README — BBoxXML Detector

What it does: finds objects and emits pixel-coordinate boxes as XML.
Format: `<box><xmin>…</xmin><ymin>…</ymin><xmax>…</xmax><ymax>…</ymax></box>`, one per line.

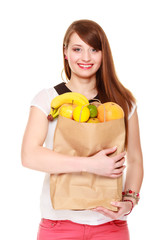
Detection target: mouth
<box><xmin>78</xmin><ymin>63</ymin><xmax>93</xmax><ymax>70</ymax></box>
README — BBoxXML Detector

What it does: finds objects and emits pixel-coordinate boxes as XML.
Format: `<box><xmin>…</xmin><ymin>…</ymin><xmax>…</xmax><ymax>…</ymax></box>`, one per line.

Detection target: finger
<box><xmin>112</xmin><ymin>151</ymin><xmax>126</xmax><ymax>162</ymax></box>
<box><xmin>94</xmin><ymin>210</ymin><xmax>113</xmax><ymax>217</ymax></box>
<box><xmin>110</xmin><ymin>172</ymin><xmax>123</xmax><ymax>178</ymax></box>
<box><xmin>102</xmin><ymin>146</ymin><xmax>117</xmax><ymax>155</ymax></box>
<box><xmin>113</xmin><ymin>165</ymin><xmax>126</xmax><ymax>174</ymax></box>
<box><xmin>111</xmin><ymin>165</ymin><xmax>126</xmax><ymax>176</ymax></box>
<box><xmin>93</xmin><ymin>206</ymin><xmax>115</xmax><ymax>213</ymax></box>
<box><xmin>115</xmin><ymin>157</ymin><xmax>125</xmax><ymax>169</ymax></box>
<box><xmin>111</xmin><ymin>201</ymin><xmax>130</xmax><ymax>217</ymax></box>
<box><xmin>111</xmin><ymin>201</ymin><xmax>124</xmax><ymax>208</ymax></box>
<box><xmin>110</xmin><ymin>203</ymin><xmax>128</xmax><ymax>219</ymax></box>
<box><xmin>93</xmin><ymin>208</ymin><xmax>118</xmax><ymax>219</ymax></box>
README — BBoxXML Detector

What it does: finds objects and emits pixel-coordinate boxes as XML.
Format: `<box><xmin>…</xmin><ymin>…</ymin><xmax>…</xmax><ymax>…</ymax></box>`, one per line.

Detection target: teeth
<box><xmin>79</xmin><ymin>64</ymin><xmax>92</xmax><ymax>68</ymax></box>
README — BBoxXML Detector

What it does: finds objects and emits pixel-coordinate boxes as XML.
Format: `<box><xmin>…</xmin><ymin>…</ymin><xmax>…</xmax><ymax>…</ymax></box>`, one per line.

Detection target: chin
<box><xmin>73</xmin><ymin>70</ymin><xmax>96</xmax><ymax>79</ymax></box>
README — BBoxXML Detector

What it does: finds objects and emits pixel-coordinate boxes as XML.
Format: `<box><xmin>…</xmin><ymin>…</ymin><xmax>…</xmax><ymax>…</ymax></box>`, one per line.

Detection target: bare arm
<box><xmin>92</xmin><ymin>108</ymin><xmax>144</xmax><ymax>218</ymax></box>
<box><xmin>21</xmin><ymin>106</ymin><xmax>89</xmax><ymax>174</ymax></box>
<box><xmin>124</xmin><ymin>108</ymin><xmax>144</xmax><ymax>203</ymax></box>
<box><xmin>21</xmin><ymin>106</ymin><xmax>125</xmax><ymax>176</ymax></box>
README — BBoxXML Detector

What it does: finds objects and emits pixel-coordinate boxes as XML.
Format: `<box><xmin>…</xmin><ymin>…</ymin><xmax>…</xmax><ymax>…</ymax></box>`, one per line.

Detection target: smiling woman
<box><xmin>64</xmin><ymin>32</ymin><xmax>102</xmax><ymax>81</ymax></box>
<box><xmin>21</xmin><ymin>19</ymin><xmax>143</xmax><ymax>240</ymax></box>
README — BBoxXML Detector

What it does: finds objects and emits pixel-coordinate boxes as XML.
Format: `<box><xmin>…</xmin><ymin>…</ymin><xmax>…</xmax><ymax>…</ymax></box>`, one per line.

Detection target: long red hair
<box><xmin>63</xmin><ymin>19</ymin><xmax>136</xmax><ymax>147</ymax></box>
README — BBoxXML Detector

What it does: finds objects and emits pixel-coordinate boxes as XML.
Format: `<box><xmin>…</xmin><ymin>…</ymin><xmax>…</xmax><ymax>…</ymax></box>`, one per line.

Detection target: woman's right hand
<box><xmin>88</xmin><ymin>146</ymin><xmax>126</xmax><ymax>178</ymax></box>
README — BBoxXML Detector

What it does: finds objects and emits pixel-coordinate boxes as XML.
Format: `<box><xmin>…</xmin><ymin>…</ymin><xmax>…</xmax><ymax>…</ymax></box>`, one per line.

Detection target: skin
<box><xmin>92</xmin><ymin>109</ymin><xmax>144</xmax><ymax>218</ymax></box>
<box><xmin>64</xmin><ymin>32</ymin><xmax>101</xmax><ymax>99</ymax></box>
<box><xmin>21</xmin><ymin>33</ymin><xmax>143</xmax><ymax>219</ymax></box>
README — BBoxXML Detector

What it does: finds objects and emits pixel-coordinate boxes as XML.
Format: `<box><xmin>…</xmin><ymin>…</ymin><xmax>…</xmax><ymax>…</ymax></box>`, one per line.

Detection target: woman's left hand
<box><xmin>92</xmin><ymin>201</ymin><xmax>133</xmax><ymax>220</ymax></box>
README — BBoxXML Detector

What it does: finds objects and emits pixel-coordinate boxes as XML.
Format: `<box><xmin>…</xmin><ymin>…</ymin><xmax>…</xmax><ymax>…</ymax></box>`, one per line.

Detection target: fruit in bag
<box><xmin>59</xmin><ymin>103</ymin><xmax>77</xmax><ymax>119</ymax></box>
<box><xmin>97</xmin><ymin>102</ymin><xmax>124</xmax><ymax>122</ymax></box>
<box><xmin>87</xmin><ymin>118</ymin><xmax>100</xmax><ymax>123</ymax></box>
<box><xmin>87</xmin><ymin>104</ymin><xmax>98</xmax><ymax>118</ymax></box>
<box><xmin>73</xmin><ymin>106</ymin><xmax>90</xmax><ymax>122</ymax></box>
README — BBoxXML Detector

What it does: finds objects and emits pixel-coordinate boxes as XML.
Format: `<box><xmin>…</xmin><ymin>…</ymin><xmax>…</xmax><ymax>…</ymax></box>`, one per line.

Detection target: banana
<box><xmin>50</xmin><ymin>108</ymin><xmax>57</xmax><ymax>115</ymax></box>
<box><xmin>71</xmin><ymin>92</ymin><xmax>89</xmax><ymax>103</ymax></box>
<box><xmin>51</xmin><ymin>92</ymin><xmax>89</xmax><ymax>109</ymax></box>
<box><xmin>47</xmin><ymin>92</ymin><xmax>89</xmax><ymax>121</ymax></box>
<box><xmin>47</xmin><ymin>108</ymin><xmax>59</xmax><ymax>121</ymax></box>
<box><xmin>53</xmin><ymin>108</ymin><xmax>60</xmax><ymax>118</ymax></box>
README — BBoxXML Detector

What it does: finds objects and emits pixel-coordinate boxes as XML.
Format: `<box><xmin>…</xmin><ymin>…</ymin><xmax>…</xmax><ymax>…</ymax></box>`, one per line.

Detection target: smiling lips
<box><xmin>78</xmin><ymin>63</ymin><xmax>93</xmax><ymax>70</ymax></box>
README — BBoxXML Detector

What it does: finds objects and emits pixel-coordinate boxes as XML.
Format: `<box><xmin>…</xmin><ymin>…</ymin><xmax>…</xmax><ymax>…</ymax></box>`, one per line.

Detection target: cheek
<box><xmin>98</xmin><ymin>58</ymin><xmax>102</xmax><ymax>66</ymax></box>
<box><xmin>98</xmin><ymin>53</ymin><xmax>102</xmax><ymax>65</ymax></box>
<box><xmin>95</xmin><ymin>56</ymin><xmax>102</xmax><ymax>68</ymax></box>
<box><xmin>93</xmin><ymin>52</ymin><xmax>102</xmax><ymax>66</ymax></box>
<box><xmin>68</xmin><ymin>53</ymin><xmax>79</xmax><ymax>66</ymax></box>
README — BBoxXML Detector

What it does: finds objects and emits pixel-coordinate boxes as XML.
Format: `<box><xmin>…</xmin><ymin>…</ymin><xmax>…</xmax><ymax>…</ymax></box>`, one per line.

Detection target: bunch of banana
<box><xmin>47</xmin><ymin>92</ymin><xmax>89</xmax><ymax>121</ymax></box>
<box><xmin>47</xmin><ymin>107</ymin><xmax>60</xmax><ymax>121</ymax></box>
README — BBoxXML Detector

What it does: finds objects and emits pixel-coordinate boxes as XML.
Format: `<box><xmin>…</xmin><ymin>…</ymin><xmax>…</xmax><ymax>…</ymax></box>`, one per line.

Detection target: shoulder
<box><xmin>30</xmin><ymin>87</ymin><xmax>58</xmax><ymax>116</ymax></box>
<box><xmin>128</xmin><ymin>101</ymin><xmax>137</xmax><ymax>120</ymax></box>
<box><xmin>32</xmin><ymin>87</ymin><xmax>58</xmax><ymax>101</ymax></box>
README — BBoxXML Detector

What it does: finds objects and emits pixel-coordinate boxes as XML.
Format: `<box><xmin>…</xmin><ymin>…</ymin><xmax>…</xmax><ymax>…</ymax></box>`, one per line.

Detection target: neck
<box><xmin>66</xmin><ymin>74</ymin><xmax>98</xmax><ymax>98</ymax></box>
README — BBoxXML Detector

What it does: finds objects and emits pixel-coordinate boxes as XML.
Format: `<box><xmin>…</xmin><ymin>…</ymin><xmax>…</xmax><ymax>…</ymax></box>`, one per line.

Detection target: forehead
<box><xmin>68</xmin><ymin>32</ymin><xmax>90</xmax><ymax>47</ymax></box>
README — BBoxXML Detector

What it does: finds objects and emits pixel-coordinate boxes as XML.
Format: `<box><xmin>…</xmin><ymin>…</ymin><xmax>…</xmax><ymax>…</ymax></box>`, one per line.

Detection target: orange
<box><xmin>97</xmin><ymin>102</ymin><xmax>124</xmax><ymax>122</ymax></box>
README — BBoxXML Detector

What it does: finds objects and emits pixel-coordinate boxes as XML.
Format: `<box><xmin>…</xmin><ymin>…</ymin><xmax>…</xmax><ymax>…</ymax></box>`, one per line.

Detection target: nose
<box><xmin>81</xmin><ymin>50</ymin><xmax>91</xmax><ymax>62</ymax></box>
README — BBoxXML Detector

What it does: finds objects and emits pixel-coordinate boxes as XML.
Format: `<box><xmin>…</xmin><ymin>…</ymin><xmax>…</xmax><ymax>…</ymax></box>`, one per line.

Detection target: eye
<box><xmin>91</xmin><ymin>48</ymin><xmax>97</xmax><ymax>52</ymax></box>
<box><xmin>73</xmin><ymin>48</ymin><xmax>81</xmax><ymax>52</ymax></box>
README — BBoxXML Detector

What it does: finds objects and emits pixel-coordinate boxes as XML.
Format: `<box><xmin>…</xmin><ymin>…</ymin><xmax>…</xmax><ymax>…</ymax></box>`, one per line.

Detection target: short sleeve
<box><xmin>30</xmin><ymin>89</ymin><xmax>51</xmax><ymax>116</ymax></box>
<box><xmin>128</xmin><ymin>102</ymin><xmax>137</xmax><ymax>120</ymax></box>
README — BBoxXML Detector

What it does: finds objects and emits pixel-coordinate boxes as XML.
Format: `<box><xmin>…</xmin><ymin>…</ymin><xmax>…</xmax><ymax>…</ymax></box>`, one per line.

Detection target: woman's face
<box><xmin>65</xmin><ymin>32</ymin><xmax>102</xmax><ymax>80</ymax></box>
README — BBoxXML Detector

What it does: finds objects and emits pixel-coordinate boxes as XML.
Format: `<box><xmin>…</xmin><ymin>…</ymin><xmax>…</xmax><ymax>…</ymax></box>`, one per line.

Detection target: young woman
<box><xmin>21</xmin><ymin>19</ymin><xmax>143</xmax><ymax>240</ymax></box>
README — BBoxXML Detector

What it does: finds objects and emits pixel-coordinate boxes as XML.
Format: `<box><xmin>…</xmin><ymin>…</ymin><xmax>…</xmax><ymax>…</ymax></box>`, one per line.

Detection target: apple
<box><xmin>87</xmin><ymin>118</ymin><xmax>100</xmax><ymax>123</ymax></box>
<box><xmin>59</xmin><ymin>103</ymin><xmax>77</xmax><ymax>119</ymax></box>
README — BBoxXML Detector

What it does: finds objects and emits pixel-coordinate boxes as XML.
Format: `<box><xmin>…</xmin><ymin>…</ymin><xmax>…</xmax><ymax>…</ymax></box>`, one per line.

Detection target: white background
<box><xmin>0</xmin><ymin>0</ymin><xmax>160</xmax><ymax>239</ymax></box>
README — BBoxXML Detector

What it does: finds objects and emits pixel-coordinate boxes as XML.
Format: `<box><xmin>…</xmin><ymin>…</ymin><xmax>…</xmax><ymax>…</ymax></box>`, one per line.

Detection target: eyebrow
<box><xmin>71</xmin><ymin>44</ymin><xmax>82</xmax><ymax>47</ymax></box>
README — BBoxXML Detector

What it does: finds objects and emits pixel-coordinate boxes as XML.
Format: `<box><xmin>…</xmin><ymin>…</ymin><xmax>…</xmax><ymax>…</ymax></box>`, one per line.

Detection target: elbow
<box><xmin>127</xmin><ymin>151</ymin><xmax>143</xmax><ymax>165</ymax></box>
<box><xmin>127</xmin><ymin>155</ymin><xmax>144</xmax><ymax>175</ymax></box>
<box><xmin>21</xmin><ymin>147</ymin><xmax>32</xmax><ymax>169</ymax></box>
<box><xmin>21</xmin><ymin>150</ymin><xmax>28</xmax><ymax>168</ymax></box>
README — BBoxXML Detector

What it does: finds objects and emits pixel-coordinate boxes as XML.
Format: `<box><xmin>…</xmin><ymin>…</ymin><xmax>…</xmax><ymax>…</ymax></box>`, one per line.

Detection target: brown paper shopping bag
<box><xmin>50</xmin><ymin>104</ymin><xmax>126</xmax><ymax>211</ymax></box>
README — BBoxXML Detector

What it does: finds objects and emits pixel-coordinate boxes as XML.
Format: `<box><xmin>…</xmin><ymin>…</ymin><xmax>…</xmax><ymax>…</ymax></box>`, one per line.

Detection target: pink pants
<box><xmin>37</xmin><ymin>218</ymin><xmax>130</xmax><ymax>240</ymax></box>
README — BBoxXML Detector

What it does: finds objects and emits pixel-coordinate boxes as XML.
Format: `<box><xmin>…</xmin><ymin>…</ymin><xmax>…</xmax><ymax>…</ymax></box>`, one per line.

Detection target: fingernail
<box><xmin>95</xmin><ymin>207</ymin><xmax>101</xmax><ymax>210</ymax></box>
<box><xmin>111</xmin><ymin>201</ymin><xmax>117</xmax><ymax>205</ymax></box>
